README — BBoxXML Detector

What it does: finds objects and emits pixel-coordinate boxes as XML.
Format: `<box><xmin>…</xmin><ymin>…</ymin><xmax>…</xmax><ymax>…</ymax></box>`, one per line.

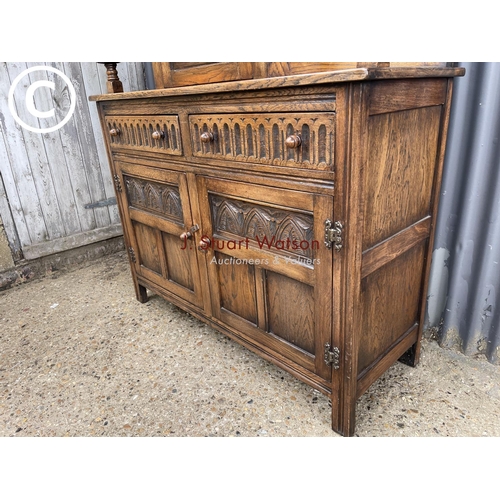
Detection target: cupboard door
<box><xmin>115</xmin><ymin>161</ymin><xmax>204</xmax><ymax>309</ymax></box>
<box><xmin>197</xmin><ymin>177</ymin><xmax>334</xmax><ymax>381</ymax></box>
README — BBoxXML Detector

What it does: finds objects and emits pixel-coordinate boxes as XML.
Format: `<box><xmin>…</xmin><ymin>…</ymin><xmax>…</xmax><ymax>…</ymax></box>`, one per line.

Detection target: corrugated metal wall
<box><xmin>0</xmin><ymin>62</ymin><xmax>146</xmax><ymax>263</ymax></box>
<box><xmin>426</xmin><ymin>62</ymin><xmax>500</xmax><ymax>364</ymax></box>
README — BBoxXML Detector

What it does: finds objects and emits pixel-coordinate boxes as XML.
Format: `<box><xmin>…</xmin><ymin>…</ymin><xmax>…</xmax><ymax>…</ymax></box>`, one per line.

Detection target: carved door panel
<box><xmin>197</xmin><ymin>177</ymin><xmax>334</xmax><ymax>381</ymax></box>
<box><xmin>115</xmin><ymin>161</ymin><xmax>204</xmax><ymax>309</ymax></box>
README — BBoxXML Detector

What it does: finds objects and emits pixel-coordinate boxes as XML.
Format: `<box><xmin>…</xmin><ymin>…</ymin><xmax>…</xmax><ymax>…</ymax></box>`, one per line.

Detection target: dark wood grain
<box><xmin>124</xmin><ymin>175</ymin><xmax>184</xmax><ymax>223</ymax></box>
<box><xmin>152</xmin><ymin>62</ymin><xmax>254</xmax><ymax>88</ymax></box>
<box><xmin>336</xmin><ymin>82</ymin><xmax>369</xmax><ymax>437</ymax></box>
<box><xmin>412</xmin><ymin>78</ymin><xmax>456</xmax><ymax>366</ymax></box>
<box><xmin>105</xmin><ymin>114</ymin><xmax>183</xmax><ymax>154</ymax></box>
<box><xmin>90</xmin><ymin>69</ymin><xmax>370</xmax><ymax>101</ymax></box>
<box><xmin>92</xmin><ymin>64</ymin><xmax>464</xmax><ymax>436</ymax></box>
<box><xmin>114</xmin><ymin>161</ymin><xmax>205</xmax><ymax>309</ymax></box>
<box><xmin>185</xmin><ymin>172</ymin><xmax>213</xmax><ymax>316</ymax></box>
<box><xmin>163</xmin><ymin>232</ymin><xmax>194</xmax><ymax>291</ymax></box>
<box><xmin>361</xmin><ymin>216</ymin><xmax>431</xmax><ymax>279</ymax></box>
<box><xmin>189</xmin><ymin>111</ymin><xmax>336</xmax><ymax>170</ymax></box>
<box><xmin>358</xmin><ymin>243</ymin><xmax>426</xmax><ymax>375</ymax></box>
<box><xmin>132</xmin><ymin>221</ymin><xmax>162</xmax><ymax>274</ymax></box>
<box><xmin>216</xmin><ymin>251</ymin><xmax>258</xmax><ymax>325</ymax></box>
<box><xmin>267</xmin><ymin>62</ymin><xmax>359</xmax><ymax>77</ymax></box>
<box><xmin>90</xmin><ymin>67</ymin><xmax>464</xmax><ymax>102</ymax></box>
<box><xmin>369</xmin><ymin>78</ymin><xmax>447</xmax><ymax>115</ymax></box>
<box><xmin>363</xmin><ymin>105</ymin><xmax>441</xmax><ymax>250</ymax></box>
<box><xmin>356</xmin><ymin>323</ymin><xmax>419</xmax><ymax>397</ymax></box>
<box><xmin>100</xmin><ymin>62</ymin><xmax>123</xmax><ymax>93</ymax></box>
<box><xmin>195</xmin><ymin>174</ymin><xmax>331</xmax><ymax>377</ymax></box>
<box><xmin>150</xmin><ymin>62</ymin><xmax>461</xmax><ymax>90</ymax></box>
<box><xmin>266</xmin><ymin>271</ymin><xmax>315</xmax><ymax>354</ymax></box>
<box><xmin>366</xmin><ymin>66</ymin><xmax>465</xmax><ymax>80</ymax></box>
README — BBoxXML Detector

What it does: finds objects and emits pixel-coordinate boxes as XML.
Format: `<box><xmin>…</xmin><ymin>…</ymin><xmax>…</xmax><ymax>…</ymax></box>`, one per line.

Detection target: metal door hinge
<box><xmin>113</xmin><ymin>174</ymin><xmax>122</xmax><ymax>192</ymax></box>
<box><xmin>324</xmin><ymin>220</ymin><xmax>343</xmax><ymax>251</ymax></box>
<box><xmin>84</xmin><ymin>197</ymin><xmax>117</xmax><ymax>209</ymax></box>
<box><xmin>324</xmin><ymin>343</ymin><xmax>340</xmax><ymax>369</ymax></box>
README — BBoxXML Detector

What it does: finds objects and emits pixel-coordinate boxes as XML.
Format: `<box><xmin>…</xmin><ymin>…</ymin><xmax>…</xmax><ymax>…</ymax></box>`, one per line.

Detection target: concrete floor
<box><xmin>1</xmin><ymin>250</ymin><xmax>499</xmax><ymax>437</ymax></box>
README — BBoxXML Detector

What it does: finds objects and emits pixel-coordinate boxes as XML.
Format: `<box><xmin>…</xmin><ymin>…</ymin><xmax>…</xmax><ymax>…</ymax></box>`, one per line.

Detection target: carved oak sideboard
<box><xmin>90</xmin><ymin>63</ymin><xmax>464</xmax><ymax>436</ymax></box>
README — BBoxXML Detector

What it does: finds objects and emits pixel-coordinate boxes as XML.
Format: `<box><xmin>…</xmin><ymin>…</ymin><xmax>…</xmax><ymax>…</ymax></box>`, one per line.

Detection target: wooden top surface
<box><xmin>89</xmin><ymin>66</ymin><xmax>465</xmax><ymax>102</ymax></box>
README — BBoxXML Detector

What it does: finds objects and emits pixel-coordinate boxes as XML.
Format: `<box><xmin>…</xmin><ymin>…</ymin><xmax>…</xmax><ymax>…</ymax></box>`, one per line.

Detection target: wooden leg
<box><xmin>135</xmin><ymin>283</ymin><xmax>148</xmax><ymax>303</ymax></box>
<box><xmin>333</xmin><ymin>388</ymin><xmax>357</xmax><ymax>437</ymax></box>
<box><xmin>335</xmin><ymin>396</ymin><xmax>356</xmax><ymax>437</ymax></box>
<box><xmin>398</xmin><ymin>342</ymin><xmax>419</xmax><ymax>367</ymax></box>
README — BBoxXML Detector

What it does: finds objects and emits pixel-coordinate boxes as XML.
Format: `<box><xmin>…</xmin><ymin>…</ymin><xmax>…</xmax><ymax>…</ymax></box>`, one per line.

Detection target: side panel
<box><xmin>356</xmin><ymin>78</ymin><xmax>451</xmax><ymax>395</ymax></box>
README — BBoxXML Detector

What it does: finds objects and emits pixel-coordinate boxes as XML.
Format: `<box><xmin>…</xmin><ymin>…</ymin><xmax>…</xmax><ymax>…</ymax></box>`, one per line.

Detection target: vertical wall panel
<box><xmin>426</xmin><ymin>62</ymin><xmax>500</xmax><ymax>364</ymax></box>
<box><xmin>0</xmin><ymin>62</ymin><xmax>146</xmax><ymax>261</ymax></box>
<box><xmin>0</xmin><ymin>62</ymin><xmax>46</xmax><ymax>249</ymax></box>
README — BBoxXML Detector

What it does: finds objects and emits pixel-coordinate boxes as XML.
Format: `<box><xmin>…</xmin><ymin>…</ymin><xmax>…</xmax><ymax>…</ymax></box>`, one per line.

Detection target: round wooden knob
<box><xmin>152</xmin><ymin>130</ymin><xmax>165</xmax><ymax>140</ymax></box>
<box><xmin>285</xmin><ymin>134</ymin><xmax>302</xmax><ymax>149</ymax></box>
<box><xmin>197</xmin><ymin>236</ymin><xmax>211</xmax><ymax>251</ymax></box>
<box><xmin>200</xmin><ymin>131</ymin><xmax>214</xmax><ymax>143</ymax></box>
<box><xmin>109</xmin><ymin>128</ymin><xmax>120</xmax><ymax>137</ymax></box>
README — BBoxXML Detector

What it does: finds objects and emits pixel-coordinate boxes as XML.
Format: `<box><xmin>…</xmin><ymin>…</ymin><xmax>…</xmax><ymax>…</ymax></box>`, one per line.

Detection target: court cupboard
<box><xmin>90</xmin><ymin>62</ymin><xmax>465</xmax><ymax>435</ymax></box>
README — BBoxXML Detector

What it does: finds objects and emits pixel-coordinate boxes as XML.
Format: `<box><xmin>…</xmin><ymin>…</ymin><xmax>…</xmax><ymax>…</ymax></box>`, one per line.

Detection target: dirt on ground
<box><xmin>1</xmin><ymin>250</ymin><xmax>499</xmax><ymax>437</ymax></box>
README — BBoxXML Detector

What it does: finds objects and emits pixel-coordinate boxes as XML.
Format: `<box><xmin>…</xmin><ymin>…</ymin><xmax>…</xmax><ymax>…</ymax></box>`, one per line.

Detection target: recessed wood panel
<box><xmin>358</xmin><ymin>243</ymin><xmax>426</xmax><ymax>375</ymax></box>
<box><xmin>266</xmin><ymin>271</ymin><xmax>315</xmax><ymax>354</ymax></box>
<box><xmin>133</xmin><ymin>222</ymin><xmax>162</xmax><ymax>275</ymax></box>
<box><xmin>163</xmin><ymin>232</ymin><xmax>194</xmax><ymax>291</ymax></box>
<box><xmin>363</xmin><ymin>105</ymin><xmax>441</xmax><ymax>250</ymax></box>
<box><xmin>215</xmin><ymin>251</ymin><xmax>257</xmax><ymax>325</ymax></box>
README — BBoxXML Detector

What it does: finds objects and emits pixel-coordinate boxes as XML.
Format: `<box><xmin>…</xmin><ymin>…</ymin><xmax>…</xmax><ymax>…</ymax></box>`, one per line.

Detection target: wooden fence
<box><xmin>0</xmin><ymin>62</ymin><xmax>146</xmax><ymax>262</ymax></box>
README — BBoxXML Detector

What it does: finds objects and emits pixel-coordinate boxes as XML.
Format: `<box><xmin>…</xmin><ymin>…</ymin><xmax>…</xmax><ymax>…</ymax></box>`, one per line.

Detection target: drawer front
<box><xmin>104</xmin><ymin>115</ymin><xmax>183</xmax><ymax>155</ymax></box>
<box><xmin>189</xmin><ymin>112</ymin><xmax>335</xmax><ymax>170</ymax></box>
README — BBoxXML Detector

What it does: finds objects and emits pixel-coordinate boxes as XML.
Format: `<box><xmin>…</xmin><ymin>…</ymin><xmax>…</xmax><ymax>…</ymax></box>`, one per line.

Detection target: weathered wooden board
<box><xmin>0</xmin><ymin>62</ymin><xmax>146</xmax><ymax>261</ymax></box>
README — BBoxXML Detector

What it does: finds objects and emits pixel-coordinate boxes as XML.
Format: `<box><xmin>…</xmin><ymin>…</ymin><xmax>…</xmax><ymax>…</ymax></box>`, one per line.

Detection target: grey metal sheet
<box><xmin>426</xmin><ymin>62</ymin><xmax>500</xmax><ymax>364</ymax></box>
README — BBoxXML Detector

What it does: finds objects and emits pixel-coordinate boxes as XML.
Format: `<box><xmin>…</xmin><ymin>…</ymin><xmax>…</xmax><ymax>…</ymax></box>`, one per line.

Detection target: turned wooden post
<box><xmin>99</xmin><ymin>62</ymin><xmax>123</xmax><ymax>93</ymax></box>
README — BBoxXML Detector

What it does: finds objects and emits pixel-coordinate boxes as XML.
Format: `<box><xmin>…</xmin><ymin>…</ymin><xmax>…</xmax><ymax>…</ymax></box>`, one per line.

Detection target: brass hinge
<box><xmin>324</xmin><ymin>220</ymin><xmax>343</xmax><ymax>251</ymax></box>
<box><xmin>324</xmin><ymin>343</ymin><xmax>340</xmax><ymax>369</ymax></box>
<box><xmin>113</xmin><ymin>174</ymin><xmax>122</xmax><ymax>193</ymax></box>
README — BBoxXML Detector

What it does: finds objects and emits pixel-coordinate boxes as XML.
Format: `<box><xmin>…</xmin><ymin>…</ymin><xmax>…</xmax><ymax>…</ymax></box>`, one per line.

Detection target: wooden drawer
<box><xmin>189</xmin><ymin>112</ymin><xmax>335</xmax><ymax>170</ymax></box>
<box><xmin>104</xmin><ymin>115</ymin><xmax>183</xmax><ymax>155</ymax></box>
